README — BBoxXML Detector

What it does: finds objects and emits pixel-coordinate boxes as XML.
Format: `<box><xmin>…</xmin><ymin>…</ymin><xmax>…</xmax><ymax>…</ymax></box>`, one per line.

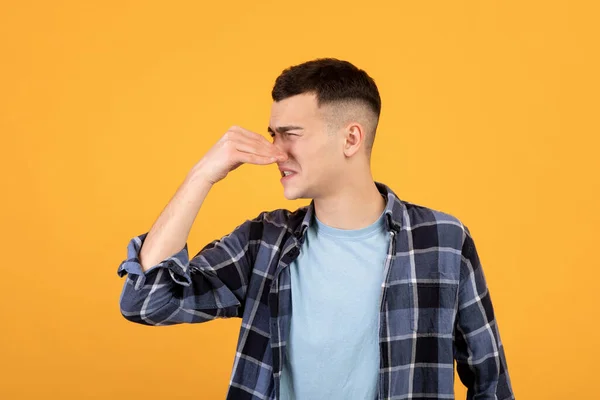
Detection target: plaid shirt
<box><xmin>117</xmin><ymin>181</ymin><xmax>514</xmax><ymax>400</ymax></box>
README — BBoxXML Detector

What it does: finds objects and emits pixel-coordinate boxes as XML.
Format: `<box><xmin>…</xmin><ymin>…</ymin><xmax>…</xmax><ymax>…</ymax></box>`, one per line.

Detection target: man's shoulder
<box><xmin>403</xmin><ymin>199</ymin><xmax>463</xmax><ymax>226</ymax></box>
<box><xmin>249</xmin><ymin>205</ymin><xmax>310</xmax><ymax>231</ymax></box>
<box><xmin>401</xmin><ymin>199</ymin><xmax>468</xmax><ymax>245</ymax></box>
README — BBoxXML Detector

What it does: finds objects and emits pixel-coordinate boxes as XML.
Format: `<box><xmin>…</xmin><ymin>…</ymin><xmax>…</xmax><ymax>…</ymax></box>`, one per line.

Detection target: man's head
<box><xmin>269</xmin><ymin>58</ymin><xmax>381</xmax><ymax>200</ymax></box>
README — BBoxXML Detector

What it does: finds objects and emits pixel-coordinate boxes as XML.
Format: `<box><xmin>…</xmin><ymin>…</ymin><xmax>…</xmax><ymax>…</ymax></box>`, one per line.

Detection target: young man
<box><xmin>117</xmin><ymin>58</ymin><xmax>514</xmax><ymax>400</ymax></box>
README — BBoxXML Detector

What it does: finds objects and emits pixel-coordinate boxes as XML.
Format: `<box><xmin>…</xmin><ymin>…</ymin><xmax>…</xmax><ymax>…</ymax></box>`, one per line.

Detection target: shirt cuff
<box><xmin>116</xmin><ymin>233</ymin><xmax>192</xmax><ymax>290</ymax></box>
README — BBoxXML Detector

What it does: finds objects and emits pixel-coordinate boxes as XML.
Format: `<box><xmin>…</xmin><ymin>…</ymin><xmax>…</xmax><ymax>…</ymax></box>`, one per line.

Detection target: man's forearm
<box><xmin>139</xmin><ymin>167</ymin><xmax>213</xmax><ymax>272</ymax></box>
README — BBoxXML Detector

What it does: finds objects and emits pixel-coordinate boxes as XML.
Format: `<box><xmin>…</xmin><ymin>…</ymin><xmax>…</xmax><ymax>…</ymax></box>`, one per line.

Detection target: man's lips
<box><xmin>280</xmin><ymin>171</ymin><xmax>297</xmax><ymax>178</ymax></box>
<box><xmin>278</xmin><ymin>166</ymin><xmax>298</xmax><ymax>178</ymax></box>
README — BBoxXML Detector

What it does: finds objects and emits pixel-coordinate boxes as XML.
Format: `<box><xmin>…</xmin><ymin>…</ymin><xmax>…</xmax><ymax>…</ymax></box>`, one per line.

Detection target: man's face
<box><xmin>269</xmin><ymin>92</ymin><xmax>344</xmax><ymax>200</ymax></box>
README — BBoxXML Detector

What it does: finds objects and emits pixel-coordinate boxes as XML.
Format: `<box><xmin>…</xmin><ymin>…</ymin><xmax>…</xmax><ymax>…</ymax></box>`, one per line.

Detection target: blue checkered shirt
<box><xmin>117</xmin><ymin>181</ymin><xmax>514</xmax><ymax>399</ymax></box>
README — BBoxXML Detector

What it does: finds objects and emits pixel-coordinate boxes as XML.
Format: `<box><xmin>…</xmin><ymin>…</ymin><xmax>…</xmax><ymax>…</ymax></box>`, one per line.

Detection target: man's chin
<box><xmin>283</xmin><ymin>191</ymin><xmax>299</xmax><ymax>200</ymax></box>
<box><xmin>283</xmin><ymin>186</ymin><xmax>306</xmax><ymax>201</ymax></box>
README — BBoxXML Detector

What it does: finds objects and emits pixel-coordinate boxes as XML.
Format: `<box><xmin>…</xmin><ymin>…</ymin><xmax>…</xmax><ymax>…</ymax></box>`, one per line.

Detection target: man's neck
<box><xmin>312</xmin><ymin>180</ymin><xmax>386</xmax><ymax>230</ymax></box>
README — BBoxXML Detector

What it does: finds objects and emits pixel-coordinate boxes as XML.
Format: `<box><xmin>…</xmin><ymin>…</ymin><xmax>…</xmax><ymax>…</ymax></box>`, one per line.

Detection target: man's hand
<box><xmin>191</xmin><ymin>126</ymin><xmax>287</xmax><ymax>185</ymax></box>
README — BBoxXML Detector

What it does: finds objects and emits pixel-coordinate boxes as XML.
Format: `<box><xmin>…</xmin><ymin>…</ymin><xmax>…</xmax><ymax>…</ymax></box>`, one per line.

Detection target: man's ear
<box><xmin>343</xmin><ymin>122</ymin><xmax>364</xmax><ymax>157</ymax></box>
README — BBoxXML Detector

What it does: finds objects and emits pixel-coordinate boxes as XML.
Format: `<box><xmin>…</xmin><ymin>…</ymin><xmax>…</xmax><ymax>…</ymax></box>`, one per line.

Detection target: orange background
<box><xmin>1</xmin><ymin>1</ymin><xmax>598</xmax><ymax>399</ymax></box>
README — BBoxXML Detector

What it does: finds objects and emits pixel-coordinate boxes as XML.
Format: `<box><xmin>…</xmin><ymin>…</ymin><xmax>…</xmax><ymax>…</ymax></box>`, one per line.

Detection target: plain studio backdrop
<box><xmin>1</xmin><ymin>1</ymin><xmax>598</xmax><ymax>399</ymax></box>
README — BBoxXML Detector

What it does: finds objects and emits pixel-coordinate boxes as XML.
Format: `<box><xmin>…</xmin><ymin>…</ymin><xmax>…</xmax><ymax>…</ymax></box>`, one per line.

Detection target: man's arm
<box><xmin>117</xmin><ymin>209</ymin><xmax>268</xmax><ymax>325</ymax></box>
<box><xmin>116</xmin><ymin>126</ymin><xmax>287</xmax><ymax>326</ymax></box>
<box><xmin>453</xmin><ymin>225</ymin><xmax>515</xmax><ymax>399</ymax></box>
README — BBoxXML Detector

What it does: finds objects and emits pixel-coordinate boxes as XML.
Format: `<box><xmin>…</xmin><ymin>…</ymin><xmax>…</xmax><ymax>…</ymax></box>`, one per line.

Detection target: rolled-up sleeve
<box><xmin>454</xmin><ymin>225</ymin><xmax>515</xmax><ymax>399</ymax></box>
<box><xmin>117</xmin><ymin>233</ymin><xmax>192</xmax><ymax>290</ymax></box>
<box><xmin>117</xmin><ymin>213</ymin><xmax>265</xmax><ymax>326</ymax></box>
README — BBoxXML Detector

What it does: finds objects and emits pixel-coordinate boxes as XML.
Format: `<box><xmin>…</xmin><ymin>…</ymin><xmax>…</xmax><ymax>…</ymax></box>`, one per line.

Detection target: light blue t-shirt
<box><xmin>279</xmin><ymin>204</ymin><xmax>390</xmax><ymax>400</ymax></box>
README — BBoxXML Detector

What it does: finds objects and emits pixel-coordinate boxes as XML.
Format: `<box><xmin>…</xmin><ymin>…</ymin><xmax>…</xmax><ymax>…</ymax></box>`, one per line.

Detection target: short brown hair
<box><xmin>272</xmin><ymin>58</ymin><xmax>381</xmax><ymax>117</ymax></box>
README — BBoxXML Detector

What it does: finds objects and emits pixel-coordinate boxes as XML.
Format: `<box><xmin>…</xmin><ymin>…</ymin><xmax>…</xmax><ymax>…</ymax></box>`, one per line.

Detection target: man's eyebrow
<box><xmin>267</xmin><ymin>125</ymin><xmax>304</xmax><ymax>134</ymax></box>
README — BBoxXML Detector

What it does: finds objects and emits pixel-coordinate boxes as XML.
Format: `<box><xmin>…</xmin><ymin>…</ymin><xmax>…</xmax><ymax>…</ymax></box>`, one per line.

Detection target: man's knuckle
<box><xmin>223</xmin><ymin>131</ymin><xmax>237</xmax><ymax>141</ymax></box>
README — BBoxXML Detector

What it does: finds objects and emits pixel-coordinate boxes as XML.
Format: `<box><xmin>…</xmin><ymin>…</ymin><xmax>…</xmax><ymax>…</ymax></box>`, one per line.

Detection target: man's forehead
<box><xmin>270</xmin><ymin>93</ymin><xmax>321</xmax><ymax>122</ymax></box>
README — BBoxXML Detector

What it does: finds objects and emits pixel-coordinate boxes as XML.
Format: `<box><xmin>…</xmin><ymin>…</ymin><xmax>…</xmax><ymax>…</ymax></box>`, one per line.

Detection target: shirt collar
<box><xmin>293</xmin><ymin>181</ymin><xmax>405</xmax><ymax>239</ymax></box>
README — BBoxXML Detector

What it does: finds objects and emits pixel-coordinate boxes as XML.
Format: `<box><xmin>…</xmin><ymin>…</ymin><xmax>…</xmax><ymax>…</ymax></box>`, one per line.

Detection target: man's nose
<box><xmin>272</xmin><ymin>137</ymin><xmax>289</xmax><ymax>155</ymax></box>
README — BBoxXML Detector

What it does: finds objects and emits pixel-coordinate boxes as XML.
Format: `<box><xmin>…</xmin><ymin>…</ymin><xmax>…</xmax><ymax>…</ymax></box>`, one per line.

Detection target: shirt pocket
<box><xmin>410</xmin><ymin>272</ymin><xmax>459</xmax><ymax>334</ymax></box>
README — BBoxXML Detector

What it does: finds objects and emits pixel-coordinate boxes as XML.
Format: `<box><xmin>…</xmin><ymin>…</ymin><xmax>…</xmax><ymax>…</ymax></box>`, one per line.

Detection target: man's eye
<box><xmin>270</xmin><ymin>132</ymin><xmax>298</xmax><ymax>139</ymax></box>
